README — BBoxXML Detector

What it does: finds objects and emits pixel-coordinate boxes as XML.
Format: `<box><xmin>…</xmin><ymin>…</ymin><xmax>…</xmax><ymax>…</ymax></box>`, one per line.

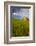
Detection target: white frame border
<box><xmin>8</xmin><ymin>4</ymin><xmax>33</xmax><ymax>42</ymax></box>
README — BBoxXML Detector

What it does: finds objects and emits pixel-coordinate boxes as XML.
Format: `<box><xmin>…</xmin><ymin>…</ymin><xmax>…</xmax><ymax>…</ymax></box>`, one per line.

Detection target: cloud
<box><xmin>12</xmin><ymin>8</ymin><xmax>29</xmax><ymax>18</ymax></box>
<box><xmin>12</xmin><ymin>13</ymin><xmax>17</xmax><ymax>15</ymax></box>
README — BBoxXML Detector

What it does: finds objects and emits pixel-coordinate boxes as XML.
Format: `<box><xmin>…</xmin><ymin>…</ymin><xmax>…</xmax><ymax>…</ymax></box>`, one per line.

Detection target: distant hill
<box><xmin>12</xmin><ymin>15</ymin><xmax>29</xmax><ymax>20</ymax></box>
<box><xmin>22</xmin><ymin>16</ymin><xmax>29</xmax><ymax>21</ymax></box>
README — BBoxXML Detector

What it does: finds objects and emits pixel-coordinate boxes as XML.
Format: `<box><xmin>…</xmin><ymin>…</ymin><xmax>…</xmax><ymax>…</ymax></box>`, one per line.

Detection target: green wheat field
<box><xmin>10</xmin><ymin>16</ymin><xmax>29</xmax><ymax>37</ymax></box>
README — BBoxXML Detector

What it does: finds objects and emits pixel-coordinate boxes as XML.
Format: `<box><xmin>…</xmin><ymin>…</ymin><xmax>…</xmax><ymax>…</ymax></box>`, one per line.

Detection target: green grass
<box><xmin>11</xmin><ymin>17</ymin><xmax>29</xmax><ymax>37</ymax></box>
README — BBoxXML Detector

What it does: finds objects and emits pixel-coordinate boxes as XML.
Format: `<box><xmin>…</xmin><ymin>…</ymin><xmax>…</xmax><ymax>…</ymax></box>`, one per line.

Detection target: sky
<box><xmin>10</xmin><ymin>6</ymin><xmax>29</xmax><ymax>19</ymax></box>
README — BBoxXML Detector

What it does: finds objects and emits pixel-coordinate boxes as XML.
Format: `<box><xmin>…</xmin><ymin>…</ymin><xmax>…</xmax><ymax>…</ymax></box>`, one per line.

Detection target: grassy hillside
<box><xmin>11</xmin><ymin>17</ymin><xmax>29</xmax><ymax>37</ymax></box>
